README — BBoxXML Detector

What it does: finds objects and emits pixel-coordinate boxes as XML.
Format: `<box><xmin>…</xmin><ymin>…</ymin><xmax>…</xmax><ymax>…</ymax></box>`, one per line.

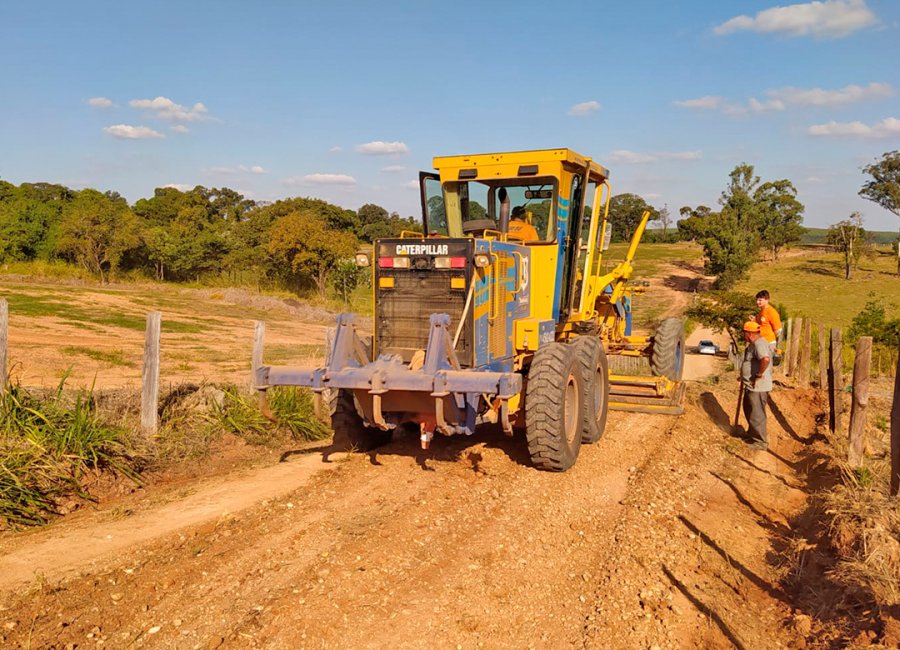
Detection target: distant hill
<box><xmin>801</xmin><ymin>227</ymin><xmax>897</xmax><ymax>245</ymax></box>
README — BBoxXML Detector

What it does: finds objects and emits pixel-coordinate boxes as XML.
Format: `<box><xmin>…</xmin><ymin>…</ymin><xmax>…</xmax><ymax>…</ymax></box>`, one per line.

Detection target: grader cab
<box><xmin>257</xmin><ymin>148</ymin><xmax>684</xmax><ymax>471</ymax></box>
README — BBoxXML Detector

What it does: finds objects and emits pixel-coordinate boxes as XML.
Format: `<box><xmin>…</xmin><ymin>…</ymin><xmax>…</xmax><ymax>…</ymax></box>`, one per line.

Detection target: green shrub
<box><xmin>0</xmin><ymin>381</ymin><xmax>138</xmax><ymax>528</ymax></box>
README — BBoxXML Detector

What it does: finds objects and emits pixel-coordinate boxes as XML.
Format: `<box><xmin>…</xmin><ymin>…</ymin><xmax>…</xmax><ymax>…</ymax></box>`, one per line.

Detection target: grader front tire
<box><xmin>329</xmin><ymin>389</ymin><xmax>392</xmax><ymax>452</ymax></box>
<box><xmin>650</xmin><ymin>318</ymin><xmax>685</xmax><ymax>381</ymax></box>
<box><xmin>525</xmin><ymin>342</ymin><xmax>585</xmax><ymax>472</ymax></box>
<box><xmin>571</xmin><ymin>336</ymin><xmax>610</xmax><ymax>444</ymax></box>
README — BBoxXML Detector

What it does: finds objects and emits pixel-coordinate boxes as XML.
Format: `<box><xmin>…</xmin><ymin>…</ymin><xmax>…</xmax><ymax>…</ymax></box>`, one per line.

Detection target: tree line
<box><xmin>0</xmin><ymin>181</ymin><xmax>417</xmax><ymax>297</ymax></box>
<box><xmin>3</xmin><ymin>150</ymin><xmax>896</xmax><ymax>297</ymax></box>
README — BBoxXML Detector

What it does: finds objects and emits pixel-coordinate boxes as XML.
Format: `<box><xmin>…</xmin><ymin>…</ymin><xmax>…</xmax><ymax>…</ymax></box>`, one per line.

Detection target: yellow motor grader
<box><xmin>257</xmin><ymin>148</ymin><xmax>684</xmax><ymax>471</ymax></box>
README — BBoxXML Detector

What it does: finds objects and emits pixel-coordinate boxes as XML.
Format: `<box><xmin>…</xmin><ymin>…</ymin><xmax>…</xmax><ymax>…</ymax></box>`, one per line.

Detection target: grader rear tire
<box><xmin>571</xmin><ymin>336</ymin><xmax>610</xmax><ymax>444</ymax></box>
<box><xmin>329</xmin><ymin>389</ymin><xmax>392</xmax><ymax>452</ymax></box>
<box><xmin>525</xmin><ymin>342</ymin><xmax>585</xmax><ymax>471</ymax></box>
<box><xmin>650</xmin><ymin>318</ymin><xmax>685</xmax><ymax>381</ymax></box>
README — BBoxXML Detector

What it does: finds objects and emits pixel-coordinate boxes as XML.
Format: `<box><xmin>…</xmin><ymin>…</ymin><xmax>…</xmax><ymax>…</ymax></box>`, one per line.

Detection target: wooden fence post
<box><xmin>141</xmin><ymin>312</ymin><xmax>161</xmax><ymax>435</ymax></box>
<box><xmin>829</xmin><ymin>328</ymin><xmax>843</xmax><ymax>434</ymax></box>
<box><xmin>784</xmin><ymin>318</ymin><xmax>793</xmax><ymax>375</ymax></box>
<box><xmin>788</xmin><ymin>317</ymin><xmax>802</xmax><ymax>377</ymax></box>
<box><xmin>818</xmin><ymin>322</ymin><xmax>828</xmax><ymax>391</ymax></box>
<box><xmin>0</xmin><ymin>298</ymin><xmax>7</xmax><ymax>395</ymax></box>
<box><xmin>251</xmin><ymin>320</ymin><xmax>265</xmax><ymax>392</ymax></box>
<box><xmin>890</xmin><ymin>338</ymin><xmax>900</xmax><ymax>497</ymax></box>
<box><xmin>799</xmin><ymin>319</ymin><xmax>812</xmax><ymax>388</ymax></box>
<box><xmin>848</xmin><ymin>337</ymin><xmax>872</xmax><ymax>467</ymax></box>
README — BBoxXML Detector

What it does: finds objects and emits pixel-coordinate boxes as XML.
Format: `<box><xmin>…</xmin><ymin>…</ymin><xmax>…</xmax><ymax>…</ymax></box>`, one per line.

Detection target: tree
<box><xmin>681</xmin><ymin>164</ymin><xmax>805</xmax><ymax>289</ymax></box>
<box><xmin>826</xmin><ymin>212</ymin><xmax>867</xmax><ymax>280</ymax></box>
<box><xmin>701</xmin><ymin>207</ymin><xmax>758</xmax><ymax>289</ymax></box>
<box><xmin>753</xmin><ymin>179</ymin><xmax>805</xmax><ymax>259</ymax></box>
<box><xmin>656</xmin><ymin>203</ymin><xmax>672</xmax><ymax>237</ymax></box>
<box><xmin>56</xmin><ymin>189</ymin><xmax>140</xmax><ymax>282</ymax></box>
<box><xmin>685</xmin><ymin>291</ymin><xmax>757</xmax><ymax>348</ymax></box>
<box><xmin>848</xmin><ymin>293</ymin><xmax>900</xmax><ymax>346</ymax></box>
<box><xmin>676</xmin><ymin>205</ymin><xmax>714</xmax><ymax>241</ymax></box>
<box><xmin>266</xmin><ymin>211</ymin><xmax>358</xmax><ymax>299</ymax></box>
<box><xmin>0</xmin><ymin>181</ymin><xmax>73</xmax><ymax>262</ymax></box>
<box><xmin>607</xmin><ymin>193</ymin><xmax>658</xmax><ymax>243</ymax></box>
<box><xmin>859</xmin><ymin>150</ymin><xmax>900</xmax><ymax>275</ymax></box>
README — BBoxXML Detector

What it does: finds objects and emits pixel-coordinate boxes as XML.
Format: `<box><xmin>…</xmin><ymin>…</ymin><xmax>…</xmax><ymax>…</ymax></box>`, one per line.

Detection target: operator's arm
<box><xmin>756</xmin><ymin>356</ymin><xmax>770</xmax><ymax>379</ymax></box>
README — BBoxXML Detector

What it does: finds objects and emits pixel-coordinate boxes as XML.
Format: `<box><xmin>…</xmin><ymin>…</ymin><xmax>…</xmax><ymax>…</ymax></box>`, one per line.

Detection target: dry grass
<box><xmin>816</xmin><ymin>396</ymin><xmax>900</xmax><ymax>608</ymax></box>
<box><xmin>1</xmin><ymin>379</ymin><xmax>330</xmax><ymax>530</ymax></box>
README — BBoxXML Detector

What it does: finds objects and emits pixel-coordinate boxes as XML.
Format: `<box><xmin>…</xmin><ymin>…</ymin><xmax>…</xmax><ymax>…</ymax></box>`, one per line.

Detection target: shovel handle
<box><xmin>733</xmin><ymin>381</ymin><xmax>744</xmax><ymax>428</ymax></box>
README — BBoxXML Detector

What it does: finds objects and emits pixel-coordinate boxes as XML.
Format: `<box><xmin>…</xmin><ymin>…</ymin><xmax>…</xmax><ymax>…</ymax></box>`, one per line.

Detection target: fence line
<box><xmin>251</xmin><ymin>320</ymin><xmax>265</xmax><ymax>392</ymax></box>
<box><xmin>141</xmin><ymin>312</ymin><xmax>161</xmax><ymax>435</ymax></box>
<box><xmin>0</xmin><ymin>298</ymin><xmax>7</xmax><ymax>395</ymax></box>
<box><xmin>848</xmin><ymin>337</ymin><xmax>872</xmax><ymax>468</ymax></box>
<box><xmin>829</xmin><ymin>328</ymin><xmax>844</xmax><ymax>435</ymax></box>
<box><xmin>891</xmin><ymin>340</ymin><xmax>900</xmax><ymax>497</ymax></box>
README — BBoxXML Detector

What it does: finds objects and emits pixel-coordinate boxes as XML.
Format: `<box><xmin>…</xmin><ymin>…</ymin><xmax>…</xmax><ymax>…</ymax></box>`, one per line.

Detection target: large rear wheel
<box><xmin>571</xmin><ymin>336</ymin><xmax>610</xmax><ymax>444</ymax></box>
<box><xmin>650</xmin><ymin>318</ymin><xmax>685</xmax><ymax>381</ymax></box>
<box><xmin>329</xmin><ymin>389</ymin><xmax>392</xmax><ymax>451</ymax></box>
<box><xmin>525</xmin><ymin>342</ymin><xmax>584</xmax><ymax>471</ymax></box>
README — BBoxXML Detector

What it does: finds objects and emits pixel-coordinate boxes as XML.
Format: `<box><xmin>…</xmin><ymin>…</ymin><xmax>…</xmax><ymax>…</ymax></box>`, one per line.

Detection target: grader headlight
<box><xmin>474</xmin><ymin>254</ymin><xmax>490</xmax><ymax>268</ymax></box>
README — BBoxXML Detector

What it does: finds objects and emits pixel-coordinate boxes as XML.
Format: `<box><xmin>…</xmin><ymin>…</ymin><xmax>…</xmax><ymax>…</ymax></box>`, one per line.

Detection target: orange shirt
<box><xmin>509</xmin><ymin>220</ymin><xmax>539</xmax><ymax>241</ymax></box>
<box><xmin>756</xmin><ymin>304</ymin><xmax>782</xmax><ymax>343</ymax></box>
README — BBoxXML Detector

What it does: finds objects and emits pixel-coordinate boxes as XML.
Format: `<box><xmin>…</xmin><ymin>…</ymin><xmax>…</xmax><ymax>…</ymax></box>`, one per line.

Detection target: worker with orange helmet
<box><xmin>741</xmin><ymin>320</ymin><xmax>772</xmax><ymax>451</ymax></box>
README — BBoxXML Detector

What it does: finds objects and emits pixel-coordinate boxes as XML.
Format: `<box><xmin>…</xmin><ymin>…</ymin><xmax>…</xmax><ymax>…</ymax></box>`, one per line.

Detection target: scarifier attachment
<box><xmin>607</xmin><ymin>373</ymin><xmax>685</xmax><ymax>415</ymax></box>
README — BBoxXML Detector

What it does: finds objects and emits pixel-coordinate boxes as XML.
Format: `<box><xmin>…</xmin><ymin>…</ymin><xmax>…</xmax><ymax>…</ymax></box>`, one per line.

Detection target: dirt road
<box><xmin>1</xmin><ymin>377</ymin><xmax>847</xmax><ymax>649</ymax></box>
<box><xmin>4</xmin><ymin>261</ymin><xmax>877</xmax><ymax>648</ymax></box>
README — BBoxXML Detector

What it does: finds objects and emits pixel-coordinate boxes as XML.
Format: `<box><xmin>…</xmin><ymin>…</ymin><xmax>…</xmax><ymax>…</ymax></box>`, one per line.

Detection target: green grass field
<box><xmin>604</xmin><ymin>241</ymin><xmax>704</xmax><ymax>279</ymax></box>
<box><xmin>801</xmin><ymin>227</ymin><xmax>898</xmax><ymax>246</ymax></box>
<box><xmin>735</xmin><ymin>249</ymin><xmax>900</xmax><ymax>328</ymax></box>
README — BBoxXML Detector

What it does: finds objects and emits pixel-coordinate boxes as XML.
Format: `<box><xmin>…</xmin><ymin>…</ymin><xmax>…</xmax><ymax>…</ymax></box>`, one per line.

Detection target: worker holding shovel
<box><xmin>739</xmin><ymin>321</ymin><xmax>772</xmax><ymax>451</ymax></box>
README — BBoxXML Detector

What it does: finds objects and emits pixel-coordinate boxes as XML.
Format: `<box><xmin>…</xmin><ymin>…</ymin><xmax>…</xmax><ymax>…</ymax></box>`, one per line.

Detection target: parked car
<box><xmin>697</xmin><ymin>339</ymin><xmax>719</xmax><ymax>355</ymax></box>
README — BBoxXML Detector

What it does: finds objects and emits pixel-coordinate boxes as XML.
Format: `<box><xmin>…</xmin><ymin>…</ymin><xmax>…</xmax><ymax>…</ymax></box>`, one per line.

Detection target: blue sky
<box><xmin>1</xmin><ymin>0</ymin><xmax>899</xmax><ymax>231</ymax></box>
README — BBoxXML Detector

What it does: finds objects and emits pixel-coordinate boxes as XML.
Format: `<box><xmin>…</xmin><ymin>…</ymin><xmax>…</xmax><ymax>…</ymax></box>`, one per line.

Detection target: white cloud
<box><xmin>382</xmin><ymin>165</ymin><xmax>406</xmax><ymax>173</ymax></box>
<box><xmin>404</xmin><ymin>180</ymin><xmax>420</xmax><ymax>190</ymax></box>
<box><xmin>807</xmin><ymin>117</ymin><xmax>900</xmax><ymax>138</ymax></box>
<box><xmin>88</xmin><ymin>97</ymin><xmax>113</xmax><ymax>108</ymax></box>
<box><xmin>568</xmin><ymin>100</ymin><xmax>601</xmax><ymax>116</ymax></box>
<box><xmin>329</xmin><ymin>146</ymin><xmax>343</xmax><ymax>153</ymax></box>
<box><xmin>129</xmin><ymin>96</ymin><xmax>210</xmax><ymax>122</ymax></box>
<box><xmin>767</xmin><ymin>81</ymin><xmax>892</xmax><ymax>106</ymax></box>
<box><xmin>661</xmin><ymin>151</ymin><xmax>703</xmax><ymax>161</ymax></box>
<box><xmin>722</xmin><ymin>97</ymin><xmax>785</xmax><ymax>115</ymax></box>
<box><xmin>714</xmin><ymin>0</ymin><xmax>877</xmax><ymax>39</ymax></box>
<box><xmin>284</xmin><ymin>173</ymin><xmax>357</xmax><ymax>186</ymax></box>
<box><xmin>355</xmin><ymin>141</ymin><xmax>409</xmax><ymax>155</ymax></box>
<box><xmin>162</xmin><ymin>183</ymin><xmax>193</xmax><ymax>191</ymax></box>
<box><xmin>103</xmin><ymin>124</ymin><xmax>164</xmax><ymax>139</ymax></box>
<box><xmin>208</xmin><ymin>164</ymin><xmax>268</xmax><ymax>175</ymax></box>
<box><xmin>170</xmin><ymin>125</ymin><xmax>190</xmax><ymax>134</ymax></box>
<box><xmin>806</xmin><ymin>176</ymin><xmax>824</xmax><ymax>183</ymax></box>
<box><xmin>609</xmin><ymin>150</ymin><xmax>656</xmax><ymax>164</ymax></box>
<box><xmin>608</xmin><ymin>149</ymin><xmax>702</xmax><ymax>164</ymax></box>
<box><xmin>673</xmin><ymin>96</ymin><xmax>723</xmax><ymax>110</ymax></box>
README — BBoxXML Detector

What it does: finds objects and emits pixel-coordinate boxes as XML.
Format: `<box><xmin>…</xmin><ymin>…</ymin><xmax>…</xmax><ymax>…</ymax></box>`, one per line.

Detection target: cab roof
<box><xmin>432</xmin><ymin>148</ymin><xmax>610</xmax><ymax>180</ymax></box>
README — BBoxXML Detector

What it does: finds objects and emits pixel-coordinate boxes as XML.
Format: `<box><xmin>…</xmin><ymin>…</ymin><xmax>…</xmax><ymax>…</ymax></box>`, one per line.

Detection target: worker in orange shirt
<box><xmin>755</xmin><ymin>289</ymin><xmax>782</xmax><ymax>354</ymax></box>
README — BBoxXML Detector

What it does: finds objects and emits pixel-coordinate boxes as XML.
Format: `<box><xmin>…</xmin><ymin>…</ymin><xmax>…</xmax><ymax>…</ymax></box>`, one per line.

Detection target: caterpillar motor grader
<box><xmin>256</xmin><ymin>148</ymin><xmax>684</xmax><ymax>471</ymax></box>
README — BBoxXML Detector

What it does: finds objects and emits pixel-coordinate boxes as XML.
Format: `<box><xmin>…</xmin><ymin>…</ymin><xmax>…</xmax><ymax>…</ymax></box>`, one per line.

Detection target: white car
<box><xmin>697</xmin><ymin>339</ymin><xmax>719</xmax><ymax>355</ymax></box>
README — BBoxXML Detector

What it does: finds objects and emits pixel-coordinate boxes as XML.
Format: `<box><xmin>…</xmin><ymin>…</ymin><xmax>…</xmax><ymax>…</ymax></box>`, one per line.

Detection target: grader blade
<box><xmin>607</xmin><ymin>374</ymin><xmax>685</xmax><ymax>415</ymax></box>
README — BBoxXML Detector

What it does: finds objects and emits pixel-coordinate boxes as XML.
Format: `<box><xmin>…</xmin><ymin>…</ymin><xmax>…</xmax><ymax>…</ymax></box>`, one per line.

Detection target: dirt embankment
<box><xmin>1</xmin><ymin>376</ymin><xmax>878</xmax><ymax>649</ymax></box>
